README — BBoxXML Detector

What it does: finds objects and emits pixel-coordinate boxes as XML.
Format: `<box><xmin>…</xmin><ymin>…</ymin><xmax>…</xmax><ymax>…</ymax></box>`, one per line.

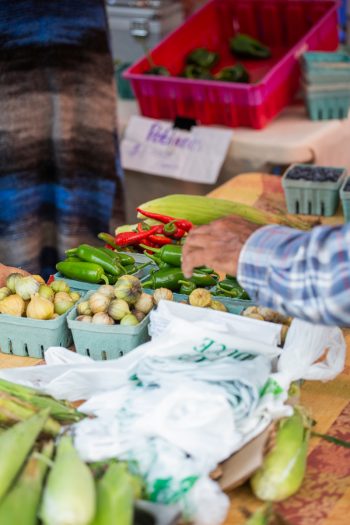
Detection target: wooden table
<box><xmin>1</xmin><ymin>173</ymin><xmax>350</xmax><ymax>525</ymax></box>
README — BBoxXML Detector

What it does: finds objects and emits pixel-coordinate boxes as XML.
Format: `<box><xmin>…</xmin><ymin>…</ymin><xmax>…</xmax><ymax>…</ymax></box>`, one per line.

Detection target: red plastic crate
<box><xmin>124</xmin><ymin>0</ymin><xmax>338</xmax><ymax>129</ymax></box>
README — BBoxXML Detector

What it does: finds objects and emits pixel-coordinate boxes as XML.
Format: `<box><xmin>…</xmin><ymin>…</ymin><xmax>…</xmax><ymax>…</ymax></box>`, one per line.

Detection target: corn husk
<box><xmin>0</xmin><ymin>409</ymin><xmax>49</xmax><ymax>500</ymax></box>
<box><xmin>91</xmin><ymin>463</ymin><xmax>133</xmax><ymax>525</ymax></box>
<box><xmin>0</xmin><ymin>441</ymin><xmax>54</xmax><ymax>525</ymax></box>
<box><xmin>0</xmin><ymin>378</ymin><xmax>82</xmax><ymax>423</ymax></box>
<box><xmin>40</xmin><ymin>435</ymin><xmax>96</xmax><ymax>525</ymax></box>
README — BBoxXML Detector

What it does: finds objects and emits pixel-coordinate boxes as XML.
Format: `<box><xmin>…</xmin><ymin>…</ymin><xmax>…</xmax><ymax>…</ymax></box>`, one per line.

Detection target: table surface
<box><xmin>117</xmin><ymin>99</ymin><xmax>349</xmax><ymax>164</ymax></box>
<box><xmin>1</xmin><ymin>173</ymin><xmax>350</xmax><ymax>525</ymax></box>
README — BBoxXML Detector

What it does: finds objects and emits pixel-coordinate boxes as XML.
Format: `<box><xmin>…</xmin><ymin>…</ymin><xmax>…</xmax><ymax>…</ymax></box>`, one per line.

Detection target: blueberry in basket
<box><xmin>286</xmin><ymin>165</ymin><xmax>344</xmax><ymax>183</ymax></box>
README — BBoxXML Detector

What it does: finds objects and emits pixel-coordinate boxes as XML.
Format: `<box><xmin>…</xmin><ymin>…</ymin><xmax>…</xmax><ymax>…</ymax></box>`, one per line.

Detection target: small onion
<box><xmin>32</xmin><ymin>275</ymin><xmax>46</xmax><ymax>284</ymax></box>
<box><xmin>243</xmin><ymin>306</ymin><xmax>258</xmax><ymax>317</ymax></box>
<box><xmin>50</xmin><ymin>313</ymin><xmax>60</xmax><ymax>320</ymax></box>
<box><xmin>210</xmin><ymin>300</ymin><xmax>227</xmax><ymax>312</ymax></box>
<box><xmin>120</xmin><ymin>314</ymin><xmax>139</xmax><ymax>326</ymax></box>
<box><xmin>133</xmin><ymin>310</ymin><xmax>146</xmax><ymax>323</ymax></box>
<box><xmin>70</xmin><ymin>292</ymin><xmax>81</xmax><ymax>303</ymax></box>
<box><xmin>6</xmin><ymin>273</ymin><xmax>24</xmax><ymax>293</ymax></box>
<box><xmin>89</xmin><ymin>292</ymin><xmax>110</xmax><ymax>314</ymax></box>
<box><xmin>0</xmin><ymin>294</ymin><xmax>25</xmax><ymax>317</ymax></box>
<box><xmin>54</xmin><ymin>292</ymin><xmax>72</xmax><ymax>303</ymax></box>
<box><xmin>153</xmin><ymin>288</ymin><xmax>173</xmax><ymax>305</ymax></box>
<box><xmin>50</xmin><ymin>280</ymin><xmax>70</xmax><ymax>293</ymax></box>
<box><xmin>114</xmin><ymin>275</ymin><xmax>142</xmax><ymax>305</ymax></box>
<box><xmin>26</xmin><ymin>295</ymin><xmax>54</xmax><ymax>320</ymax></box>
<box><xmin>0</xmin><ymin>287</ymin><xmax>11</xmax><ymax>302</ymax></box>
<box><xmin>39</xmin><ymin>284</ymin><xmax>55</xmax><ymax>302</ymax></box>
<box><xmin>98</xmin><ymin>285</ymin><xmax>116</xmax><ymax>299</ymax></box>
<box><xmin>189</xmin><ymin>289</ymin><xmax>212</xmax><ymax>308</ymax></box>
<box><xmin>92</xmin><ymin>312</ymin><xmax>114</xmax><ymax>325</ymax></box>
<box><xmin>54</xmin><ymin>299</ymin><xmax>74</xmax><ymax>315</ymax></box>
<box><xmin>15</xmin><ymin>276</ymin><xmax>40</xmax><ymax>300</ymax></box>
<box><xmin>76</xmin><ymin>315</ymin><xmax>92</xmax><ymax>323</ymax></box>
<box><xmin>134</xmin><ymin>293</ymin><xmax>153</xmax><ymax>314</ymax></box>
<box><xmin>77</xmin><ymin>301</ymin><xmax>92</xmax><ymax>316</ymax></box>
<box><xmin>108</xmin><ymin>299</ymin><xmax>130</xmax><ymax>321</ymax></box>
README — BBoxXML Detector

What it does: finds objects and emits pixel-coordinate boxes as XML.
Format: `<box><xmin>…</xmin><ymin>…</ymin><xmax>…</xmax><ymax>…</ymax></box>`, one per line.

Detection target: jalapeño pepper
<box><xmin>75</xmin><ymin>244</ymin><xmax>125</xmax><ymax>276</ymax></box>
<box><xmin>142</xmin><ymin>268</ymin><xmax>217</xmax><ymax>291</ymax></box>
<box><xmin>98</xmin><ymin>247</ymin><xmax>135</xmax><ymax>266</ymax></box>
<box><xmin>140</xmin><ymin>244</ymin><xmax>182</xmax><ymax>267</ymax></box>
<box><xmin>179</xmin><ymin>280</ymin><xmax>196</xmax><ymax>295</ymax></box>
<box><xmin>56</xmin><ymin>262</ymin><xmax>108</xmax><ymax>284</ymax></box>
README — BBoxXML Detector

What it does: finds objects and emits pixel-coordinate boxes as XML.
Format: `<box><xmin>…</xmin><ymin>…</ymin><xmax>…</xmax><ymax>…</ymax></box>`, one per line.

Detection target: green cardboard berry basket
<box><xmin>305</xmin><ymin>89</ymin><xmax>350</xmax><ymax>121</ymax></box>
<box><xmin>340</xmin><ymin>177</ymin><xmax>350</xmax><ymax>222</ymax></box>
<box><xmin>67</xmin><ymin>291</ymin><xmax>151</xmax><ymax>361</ymax></box>
<box><xmin>54</xmin><ymin>253</ymin><xmax>157</xmax><ymax>294</ymax></box>
<box><xmin>0</xmin><ymin>309</ymin><xmax>73</xmax><ymax>359</ymax></box>
<box><xmin>282</xmin><ymin>164</ymin><xmax>346</xmax><ymax>216</ymax></box>
<box><xmin>301</xmin><ymin>52</ymin><xmax>350</xmax><ymax>85</ymax></box>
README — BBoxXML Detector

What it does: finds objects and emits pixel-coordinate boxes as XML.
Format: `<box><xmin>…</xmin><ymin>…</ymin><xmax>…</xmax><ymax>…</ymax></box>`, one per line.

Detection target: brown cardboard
<box><xmin>218</xmin><ymin>425</ymin><xmax>273</xmax><ymax>492</ymax></box>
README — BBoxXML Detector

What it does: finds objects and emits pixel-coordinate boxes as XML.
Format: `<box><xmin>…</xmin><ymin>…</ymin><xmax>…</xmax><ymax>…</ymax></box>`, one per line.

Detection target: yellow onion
<box><xmin>0</xmin><ymin>294</ymin><xmax>25</xmax><ymax>317</ymax></box>
<box><xmin>88</xmin><ymin>293</ymin><xmax>110</xmax><ymax>314</ymax></box>
<box><xmin>15</xmin><ymin>276</ymin><xmax>40</xmax><ymax>300</ymax></box>
<box><xmin>39</xmin><ymin>284</ymin><xmax>55</xmax><ymax>302</ymax></box>
<box><xmin>50</xmin><ymin>280</ymin><xmax>70</xmax><ymax>293</ymax></box>
<box><xmin>54</xmin><ymin>292</ymin><xmax>72</xmax><ymax>303</ymax></box>
<box><xmin>210</xmin><ymin>300</ymin><xmax>227</xmax><ymax>312</ymax></box>
<box><xmin>108</xmin><ymin>299</ymin><xmax>130</xmax><ymax>321</ymax></box>
<box><xmin>70</xmin><ymin>292</ymin><xmax>81</xmax><ymax>303</ymax></box>
<box><xmin>98</xmin><ymin>285</ymin><xmax>116</xmax><ymax>299</ymax></box>
<box><xmin>189</xmin><ymin>289</ymin><xmax>212</xmax><ymax>308</ymax></box>
<box><xmin>120</xmin><ymin>314</ymin><xmax>139</xmax><ymax>326</ymax></box>
<box><xmin>243</xmin><ymin>306</ymin><xmax>258</xmax><ymax>317</ymax></box>
<box><xmin>0</xmin><ymin>287</ymin><xmax>11</xmax><ymax>302</ymax></box>
<box><xmin>153</xmin><ymin>288</ymin><xmax>173</xmax><ymax>305</ymax></box>
<box><xmin>114</xmin><ymin>275</ymin><xmax>142</xmax><ymax>305</ymax></box>
<box><xmin>6</xmin><ymin>273</ymin><xmax>24</xmax><ymax>293</ymax></box>
<box><xmin>134</xmin><ymin>293</ymin><xmax>153</xmax><ymax>314</ymax></box>
<box><xmin>76</xmin><ymin>315</ymin><xmax>92</xmax><ymax>323</ymax></box>
<box><xmin>32</xmin><ymin>274</ymin><xmax>46</xmax><ymax>284</ymax></box>
<box><xmin>92</xmin><ymin>313</ymin><xmax>114</xmax><ymax>325</ymax></box>
<box><xmin>133</xmin><ymin>310</ymin><xmax>146</xmax><ymax>323</ymax></box>
<box><xmin>26</xmin><ymin>295</ymin><xmax>54</xmax><ymax>320</ymax></box>
<box><xmin>54</xmin><ymin>299</ymin><xmax>74</xmax><ymax>316</ymax></box>
<box><xmin>77</xmin><ymin>301</ymin><xmax>92</xmax><ymax>316</ymax></box>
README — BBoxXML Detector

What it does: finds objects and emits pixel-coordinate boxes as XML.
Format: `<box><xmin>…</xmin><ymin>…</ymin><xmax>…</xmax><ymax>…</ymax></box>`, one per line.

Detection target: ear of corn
<box><xmin>0</xmin><ymin>378</ymin><xmax>83</xmax><ymax>423</ymax></box>
<box><xmin>0</xmin><ymin>441</ymin><xmax>54</xmax><ymax>524</ymax></box>
<box><xmin>250</xmin><ymin>407</ymin><xmax>310</xmax><ymax>502</ymax></box>
<box><xmin>137</xmin><ymin>194</ymin><xmax>313</xmax><ymax>230</ymax></box>
<box><xmin>40</xmin><ymin>435</ymin><xmax>96</xmax><ymax>525</ymax></box>
<box><xmin>0</xmin><ymin>409</ymin><xmax>49</xmax><ymax>501</ymax></box>
<box><xmin>92</xmin><ymin>463</ymin><xmax>133</xmax><ymax>525</ymax></box>
<box><xmin>0</xmin><ymin>392</ymin><xmax>61</xmax><ymax>436</ymax></box>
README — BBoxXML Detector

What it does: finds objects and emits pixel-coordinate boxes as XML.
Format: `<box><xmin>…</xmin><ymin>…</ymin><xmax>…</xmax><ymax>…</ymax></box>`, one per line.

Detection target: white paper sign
<box><xmin>121</xmin><ymin>116</ymin><xmax>232</xmax><ymax>184</ymax></box>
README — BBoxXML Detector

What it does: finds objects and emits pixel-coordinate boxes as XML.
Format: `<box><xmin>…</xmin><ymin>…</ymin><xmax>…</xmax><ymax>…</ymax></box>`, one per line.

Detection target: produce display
<box><xmin>75</xmin><ymin>277</ymin><xmax>153</xmax><ymax>326</ymax></box>
<box><xmin>0</xmin><ymin>274</ymin><xmax>79</xmax><ymax>319</ymax></box>
<box><xmin>143</xmin><ymin>33</ymin><xmax>271</xmax><ymax>82</ymax></box>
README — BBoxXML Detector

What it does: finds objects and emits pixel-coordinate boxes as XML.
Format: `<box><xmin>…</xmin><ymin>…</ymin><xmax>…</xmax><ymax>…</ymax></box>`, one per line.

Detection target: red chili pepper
<box><xmin>115</xmin><ymin>226</ymin><xmax>160</xmax><ymax>247</ymax></box>
<box><xmin>140</xmin><ymin>237</ymin><xmax>158</xmax><ymax>254</ymax></box>
<box><xmin>47</xmin><ymin>275</ymin><xmax>55</xmax><ymax>285</ymax></box>
<box><xmin>137</xmin><ymin>208</ymin><xmax>193</xmax><ymax>232</ymax></box>
<box><xmin>148</xmin><ymin>235</ymin><xmax>173</xmax><ymax>246</ymax></box>
<box><xmin>104</xmin><ymin>244</ymin><xmax>115</xmax><ymax>250</ymax></box>
<box><xmin>137</xmin><ymin>222</ymin><xmax>164</xmax><ymax>235</ymax></box>
<box><xmin>172</xmin><ymin>228</ymin><xmax>186</xmax><ymax>240</ymax></box>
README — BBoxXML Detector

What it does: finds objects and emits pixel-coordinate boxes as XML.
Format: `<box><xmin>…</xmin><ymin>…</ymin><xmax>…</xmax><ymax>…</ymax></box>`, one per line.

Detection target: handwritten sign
<box><xmin>121</xmin><ymin>116</ymin><xmax>233</xmax><ymax>184</ymax></box>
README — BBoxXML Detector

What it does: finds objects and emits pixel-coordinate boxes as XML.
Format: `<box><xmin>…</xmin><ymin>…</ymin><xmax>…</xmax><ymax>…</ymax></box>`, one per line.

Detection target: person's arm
<box><xmin>238</xmin><ymin>223</ymin><xmax>350</xmax><ymax>325</ymax></box>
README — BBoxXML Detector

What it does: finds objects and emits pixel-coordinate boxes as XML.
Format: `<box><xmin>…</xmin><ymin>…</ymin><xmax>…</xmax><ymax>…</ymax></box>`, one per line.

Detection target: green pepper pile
<box><xmin>56</xmin><ymin>244</ymin><xmax>150</xmax><ymax>285</ymax></box>
<box><xmin>141</xmin><ymin>244</ymin><xmax>219</xmax><ymax>293</ymax></box>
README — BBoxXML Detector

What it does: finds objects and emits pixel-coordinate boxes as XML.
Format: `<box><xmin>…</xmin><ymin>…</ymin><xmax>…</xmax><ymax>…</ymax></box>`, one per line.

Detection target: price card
<box><xmin>121</xmin><ymin>116</ymin><xmax>233</xmax><ymax>184</ymax></box>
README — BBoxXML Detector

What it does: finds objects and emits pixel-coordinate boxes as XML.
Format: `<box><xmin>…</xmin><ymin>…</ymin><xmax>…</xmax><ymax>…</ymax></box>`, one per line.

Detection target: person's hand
<box><xmin>182</xmin><ymin>216</ymin><xmax>260</xmax><ymax>278</ymax></box>
<box><xmin>0</xmin><ymin>264</ymin><xmax>30</xmax><ymax>288</ymax></box>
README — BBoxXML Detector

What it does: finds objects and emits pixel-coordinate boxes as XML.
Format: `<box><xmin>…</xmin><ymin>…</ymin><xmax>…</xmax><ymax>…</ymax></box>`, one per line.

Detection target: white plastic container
<box><xmin>106</xmin><ymin>1</ymin><xmax>184</xmax><ymax>63</ymax></box>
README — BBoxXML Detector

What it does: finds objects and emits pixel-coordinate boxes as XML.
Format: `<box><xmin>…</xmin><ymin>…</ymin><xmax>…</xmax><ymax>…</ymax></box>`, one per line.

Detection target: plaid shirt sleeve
<box><xmin>237</xmin><ymin>224</ymin><xmax>350</xmax><ymax>326</ymax></box>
